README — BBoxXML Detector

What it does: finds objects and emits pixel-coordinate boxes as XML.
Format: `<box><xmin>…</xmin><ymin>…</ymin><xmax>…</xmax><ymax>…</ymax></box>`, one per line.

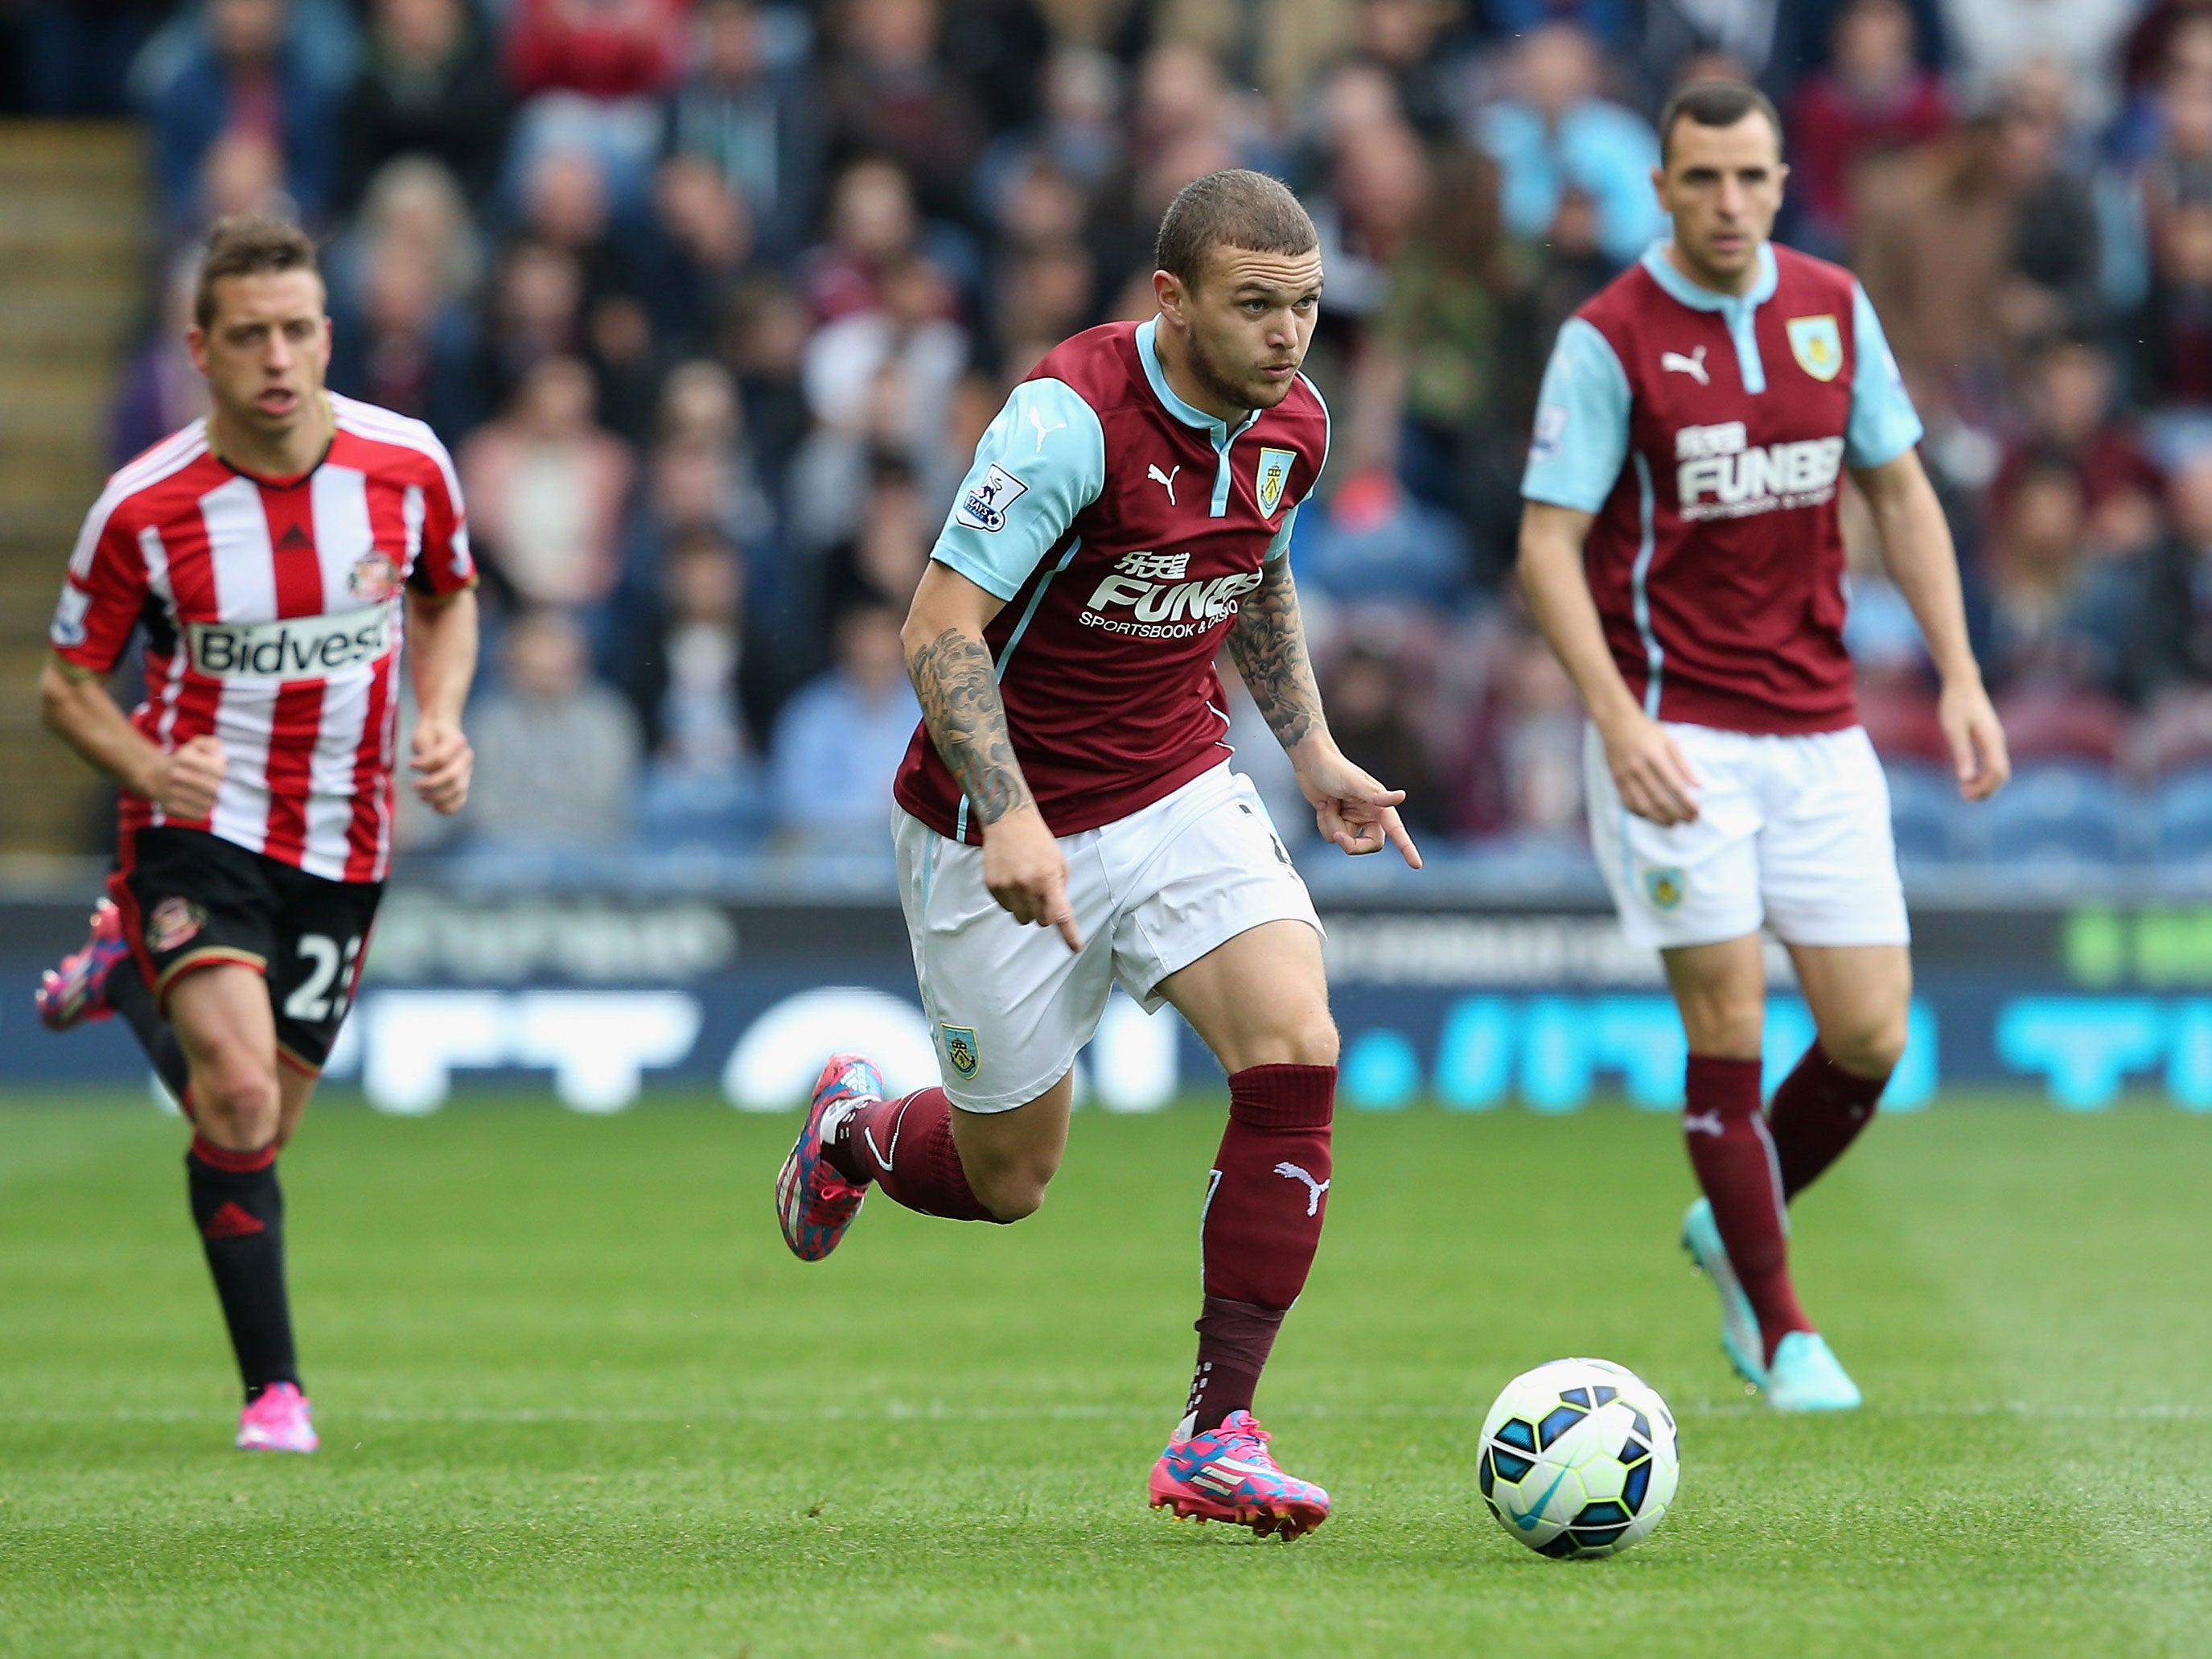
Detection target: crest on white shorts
<box><xmin>1256</xmin><ymin>447</ymin><xmax>1296</xmax><ymax>518</ymax></box>
<box><xmin>942</xmin><ymin>1024</ymin><xmax>980</xmax><ymax>1080</ymax></box>
<box><xmin>1786</xmin><ymin>315</ymin><xmax>1843</xmax><ymax>382</ymax></box>
<box><xmin>1644</xmin><ymin>867</ymin><xmax>1687</xmax><ymax>911</ymax></box>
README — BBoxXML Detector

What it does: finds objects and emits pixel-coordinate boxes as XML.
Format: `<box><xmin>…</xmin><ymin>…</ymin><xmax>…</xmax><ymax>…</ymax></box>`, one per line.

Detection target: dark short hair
<box><xmin>195</xmin><ymin>215</ymin><xmax>320</xmax><ymax>328</ymax></box>
<box><xmin>1658</xmin><ymin>80</ymin><xmax>1784</xmax><ymax>167</ymax></box>
<box><xmin>1154</xmin><ymin>169</ymin><xmax>1318</xmax><ymax>290</ymax></box>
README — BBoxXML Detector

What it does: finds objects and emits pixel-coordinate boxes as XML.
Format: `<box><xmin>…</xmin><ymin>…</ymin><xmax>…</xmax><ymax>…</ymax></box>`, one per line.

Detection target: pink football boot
<box><xmin>1149</xmin><ymin>1410</ymin><xmax>1331</xmax><ymax>1539</ymax></box>
<box><xmin>775</xmin><ymin>1053</ymin><xmax>881</xmax><ymax>1261</ymax></box>
<box><xmin>35</xmin><ymin>897</ymin><xmax>130</xmax><ymax>1031</ymax></box>
<box><xmin>236</xmin><ymin>1382</ymin><xmax>318</xmax><ymax>1452</ymax></box>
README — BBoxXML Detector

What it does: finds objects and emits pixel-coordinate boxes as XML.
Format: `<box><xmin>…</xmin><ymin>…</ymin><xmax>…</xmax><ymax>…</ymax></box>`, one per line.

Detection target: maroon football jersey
<box><xmin>894</xmin><ymin>320</ymin><xmax>1329</xmax><ymax>842</ymax></box>
<box><xmin>1564</xmin><ymin>245</ymin><xmax>1881</xmax><ymax>735</ymax></box>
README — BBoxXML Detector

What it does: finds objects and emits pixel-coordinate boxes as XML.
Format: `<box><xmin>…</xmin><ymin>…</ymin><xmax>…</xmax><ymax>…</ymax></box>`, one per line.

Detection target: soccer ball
<box><xmin>1477</xmin><ymin>1356</ymin><xmax>1680</xmax><ymax>1558</ymax></box>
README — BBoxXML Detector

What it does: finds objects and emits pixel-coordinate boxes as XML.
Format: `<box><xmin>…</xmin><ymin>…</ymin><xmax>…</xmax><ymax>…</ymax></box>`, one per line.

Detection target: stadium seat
<box><xmin>1981</xmin><ymin>763</ymin><xmax>2130</xmax><ymax>867</ymax></box>
<box><xmin>1882</xmin><ymin>759</ymin><xmax>1963</xmax><ymax>864</ymax></box>
<box><xmin>2152</xmin><ymin>767</ymin><xmax>2212</xmax><ymax>865</ymax></box>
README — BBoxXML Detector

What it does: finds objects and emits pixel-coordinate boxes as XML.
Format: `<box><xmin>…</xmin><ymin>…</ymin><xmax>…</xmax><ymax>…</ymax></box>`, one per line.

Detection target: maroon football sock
<box><xmin>1768</xmin><ymin>1042</ymin><xmax>1887</xmax><ymax>1201</ymax></box>
<box><xmin>1185</xmin><ymin>1064</ymin><xmax>1334</xmax><ymax>1432</ymax></box>
<box><xmin>1684</xmin><ymin>1053</ymin><xmax>1809</xmax><ymax>1363</ymax></box>
<box><xmin>827</xmin><ymin>1087</ymin><xmax>1001</xmax><ymax>1222</ymax></box>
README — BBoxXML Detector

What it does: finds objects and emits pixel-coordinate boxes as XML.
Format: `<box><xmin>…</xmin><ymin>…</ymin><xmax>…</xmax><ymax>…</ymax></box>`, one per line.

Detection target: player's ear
<box><xmin>185</xmin><ymin>326</ymin><xmax>209</xmax><ymax>375</ymax></box>
<box><xmin>1153</xmin><ymin>268</ymin><xmax>1185</xmax><ymax>323</ymax></box>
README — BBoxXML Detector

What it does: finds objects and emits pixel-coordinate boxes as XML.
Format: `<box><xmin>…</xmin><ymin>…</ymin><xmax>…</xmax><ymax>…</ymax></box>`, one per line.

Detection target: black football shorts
<box><xmin>110</xmin><ymin>824</ymin><xmax>384</xmax><ymax>1072</ymax></box>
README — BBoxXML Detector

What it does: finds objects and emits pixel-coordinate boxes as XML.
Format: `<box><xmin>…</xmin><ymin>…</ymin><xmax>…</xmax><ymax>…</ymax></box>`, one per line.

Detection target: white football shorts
<box><xmin>895</xmin><ymin>760</ymin><xmax>1322</xmax><ymax>1112</ymax></box>
<box><xmin>1583</xmin><ymin>721</ymin><xmax>1910</xmax><ymax>953</ymax></box>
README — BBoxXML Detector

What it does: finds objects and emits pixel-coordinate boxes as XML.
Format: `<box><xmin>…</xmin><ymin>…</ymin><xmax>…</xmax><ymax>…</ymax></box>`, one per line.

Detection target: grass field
<box><xmin>3</xmin><ymin>1092</ymin><xmax>2210</xmax><ymax>1657</ymax></box>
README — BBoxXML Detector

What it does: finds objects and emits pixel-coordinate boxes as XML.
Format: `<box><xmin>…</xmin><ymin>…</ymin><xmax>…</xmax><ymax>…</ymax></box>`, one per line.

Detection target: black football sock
<box><xmin>186</xmin><ymin>1135</ymin><xmax>300</xmax><ymax>1402</ymax></box>
<box><xmin>108</xmin><ymin>965</ymin><xmax>190</xmax><ymax>1104</ymax></box>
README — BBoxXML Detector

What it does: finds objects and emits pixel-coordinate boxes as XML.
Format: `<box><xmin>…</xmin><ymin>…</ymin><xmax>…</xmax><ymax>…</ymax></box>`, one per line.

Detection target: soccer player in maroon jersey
<box><xmin>776</xmin><ymin>171</ymin><xmax>1421</xmax><ymax>1537</ymax></box>
<box><xmin>35</xmin><ymin>218</ymin><xmax>480</xmax><ymax>1451</ymax></box>
<box><xmin>1519</xmin><ymin>84</ymin><xmax>2011</xmax><ymax>1410</ymax></box>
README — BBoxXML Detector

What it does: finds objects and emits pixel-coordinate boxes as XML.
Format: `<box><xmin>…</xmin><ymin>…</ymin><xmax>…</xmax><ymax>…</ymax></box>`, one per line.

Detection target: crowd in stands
<box><xmin>15</xmin><ymin>0</ymin><xmax>2212</xmax><ymax>868</ymax></box>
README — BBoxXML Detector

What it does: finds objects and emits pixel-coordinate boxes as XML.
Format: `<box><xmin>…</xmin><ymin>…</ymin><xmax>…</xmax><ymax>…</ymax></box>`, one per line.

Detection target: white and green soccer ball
<box><xmin>1478</xmin><ymin>1356</ymin><xmax>1680</xmax><ymax>1558</ymax></box>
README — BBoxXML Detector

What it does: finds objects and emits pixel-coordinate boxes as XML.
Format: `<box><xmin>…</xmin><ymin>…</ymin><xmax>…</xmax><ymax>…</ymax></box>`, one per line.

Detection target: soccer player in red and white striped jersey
<box><xmin>35</xmin><ymin>217</ymin><xmax>480</xmax><ymax>1452</ymax></box>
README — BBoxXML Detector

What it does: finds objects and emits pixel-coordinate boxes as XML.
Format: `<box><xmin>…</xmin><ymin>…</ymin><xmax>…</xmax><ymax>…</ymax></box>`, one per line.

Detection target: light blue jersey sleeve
<box><xmin>1845</xmin><ymin>281</ymin><xmax>1923</xmax><ymax>470</ymax></box>
<box><xmin>932</xmin><ymin>377</ymin><xmax>1107</xmax><ymax>600</ymax></box>
<box><xmin>1520</xmin><ymin>317</ymin><xmax>1631</xmax><ymax>513</ymax></box>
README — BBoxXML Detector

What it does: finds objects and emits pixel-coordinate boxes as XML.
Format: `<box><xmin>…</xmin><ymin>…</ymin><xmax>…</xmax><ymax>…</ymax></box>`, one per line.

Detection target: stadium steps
<box><xmin>0</xmin><ymin>121</ymin><xmax>150</xmax><ymax>853</ymax></box>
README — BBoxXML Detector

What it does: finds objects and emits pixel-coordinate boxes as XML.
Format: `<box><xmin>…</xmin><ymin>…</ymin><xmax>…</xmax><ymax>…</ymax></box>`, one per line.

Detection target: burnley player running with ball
<box><xmin>35</xmin><ymin>218</ymin><xmax>479</xmax><ymax>1452</ymax></box>
<box><xmin>776</xmin><ymin>171</ymin><xmax>1420</xmax><ymax>1538</ymax></box>
<box><xmin>1519</xmin><ymin>84</ymin><xmax>2010</xmax><ymax>1410</ymax></box>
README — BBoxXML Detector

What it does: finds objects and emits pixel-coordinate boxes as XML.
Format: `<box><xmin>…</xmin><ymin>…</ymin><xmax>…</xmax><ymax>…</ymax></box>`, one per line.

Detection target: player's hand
<box><xmin>147</xmin><ymin>735</ymin><xmax>226</xmax><ymax>820</ymax></box>
<box><xmin>981</xmin><ymin>804</ymin><xmax>1082</xmax><ymax>952</ymax></box>
<box><xmin>1600</xmin><ymin>710</ymin><xmax>1700</xmax><ymax>825</ymax></box>
<box><xmin>1295</xmin><ymin>744</ymin><xmax>1423</xmax><ymax>867</ymax></box>
<box><xmin>1939</xmin><ymin>677</ymin><xmax>2010</xmax><ymax>801</ymax></box>
<box><xmin>411</xmin><ymin>717</ymin><xmax>473</xmax><ymax>815</ymax></box>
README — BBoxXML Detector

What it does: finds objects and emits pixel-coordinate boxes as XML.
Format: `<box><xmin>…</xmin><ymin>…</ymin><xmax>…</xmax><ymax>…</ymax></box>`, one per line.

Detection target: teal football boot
<box><xmin>1681</xmin><ymin>1197</ymin><xmax>1768</xmax><ymax>1389</ymax></box>
<box><xmin>1765</xmin><ymin>1332</ymin><xmax>1862</xmax><ymax>1412</ymax></box>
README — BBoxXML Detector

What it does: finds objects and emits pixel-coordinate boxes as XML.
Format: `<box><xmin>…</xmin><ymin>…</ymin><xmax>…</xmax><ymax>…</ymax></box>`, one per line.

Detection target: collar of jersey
<box><xmin>1638</xmin><ymin>240</ymin><xmax>1778</xmax><ymax>393</ymax></box>
<box><xmin>1135</xmin><ymin>318</ymin><xmax>1262</xmax><ymax>515</ymax></box>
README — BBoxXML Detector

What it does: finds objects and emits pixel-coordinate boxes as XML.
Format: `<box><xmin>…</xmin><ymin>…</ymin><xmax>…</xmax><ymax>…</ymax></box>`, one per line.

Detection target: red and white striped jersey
<box><xmin>50</xmin><ymin>394</ymin><xmax>476</xmax><ymax>883</ymax></box>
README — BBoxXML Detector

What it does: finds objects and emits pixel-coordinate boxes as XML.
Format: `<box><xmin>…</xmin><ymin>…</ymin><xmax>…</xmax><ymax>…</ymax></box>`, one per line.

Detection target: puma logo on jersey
<box><xmin>1274</xmin><ymin>1160</ymin><xmax>1330</xmax><ymax>1216</ymax></box>
<box><xmin>1662</xmin><ymin>345</ymin><xmax>1709</xmax><ymax>385</ymax></box>
<box><xmin>1148</xmin><ymin>463</ymin><xmax>1182</xmax><ymax>504</ymax></box>
<box><xmin>1683</xmin><ymin>1111</ymin><xmax>1725</xmax><ymax>1138</ymax></box>
<box><xmin>1026</xmin><ymin>405</ymin><xmax>1067</xmax><ymax>452</ymax></box>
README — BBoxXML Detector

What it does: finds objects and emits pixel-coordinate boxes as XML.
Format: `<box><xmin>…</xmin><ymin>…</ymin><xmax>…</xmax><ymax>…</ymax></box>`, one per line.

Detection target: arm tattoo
<box><xmin>1227</xmin><ymin>558</ymin><xmax>1327</xmax><ymax>751</ymax></box>
<box><xmin>909</xmin><ymin>628</ymin><xmax>1036</xmax><ymax>826</ymax></box>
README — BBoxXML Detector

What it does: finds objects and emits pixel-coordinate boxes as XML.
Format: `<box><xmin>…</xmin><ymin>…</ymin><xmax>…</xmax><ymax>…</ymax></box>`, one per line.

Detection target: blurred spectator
<box><xmin>1476</xmin><ymin>23</ymin><xmax>1664</xmax><ymax>270</ymax></box>
<box><xmin>822</xmin><ymin>0</ymin><xmax>987</xmax><ymax>222</ymax></box>
<box><xmin>2130</xmin><ymin>452</ymin><xmax>2212</xmax><ymax>696</ymax></box>
<box><xmin>975</xmin><ymin>44</ymin><xmax>1124</xmax><ymax>215</ymax></box>
<box><xmin>620</xmin><ymin>526</ymin><xmax>784</xmax><ymax>768</ymax></box>
<box><xmin>520</xmin><ymin>144</ymin><xmax>638</xmax><ymax>309</ymax></box>
<box><xmin>818</xmin><ymin>453</ymin><xmax>934</xmax><ymax>626</ymax></box>
<box><xmin>143</xmin><ymin>0</ymin><xmax>343</xmax><ymax>228</ymax></box>
<box><xmin>652</xmin><ymin>358</ymin><xmax>777</xmax><ymax>552</ymax></box>
<box><xmin>1785</xmin><ymin>0</ymin><xmax>1951</xmax><ymax>256</ymax></box>
<box><xmin>1855</xmin><ymin>69</ymin><xmax>2103</xmax><ymax>389</ymax></box>
<box><xmin>335</xmin><ymin>155</ymin><xmax>483</xmax><ymax>310</ymax></box>
<box><xmin>1981</xmin><ymin>458</ymin><xmax>2136</xmax><ymax>697</ymax></box>
<box><xmin>1462</xmin><ymin>625</ymin><xmax>1587</xmax><ymax>838</ymax></box>
<box><xmin>461</xmin><ymin>356</ymin><xmax>634</xmax><ymax>607</ymax></box>
<box><xmin>467</xmin><ymin>608</ymin><xmax>641</xmax><ymax>848</ymax></box>
<box><xmin>804</xmin><ymin>156</ymin><xmax>926</xmax><ymax>323</ymax></box>
<box><xmin>2137</xmin><ymin>204</ymin><xmax>2212</xmax><ymax>418</ymax></box>
<box><xmin>1995</xmin><ymin>340</ymin><xmax>2163</xmax><ymax>519</ymax></box>
<box><xmin>717</xmin><ymin>276</ymin><xmax>815</xmax><ymax>502</ymax></box>
<box><xmin>326</xmin><ymin>233</ymin><xmax>479</xmax><ymax>443</ymax></box>
<box><xmin>1940</xmin><ymin>0</ymin><xmax>2137</xmax><ymax>132</ymax></box>
<box><xmin>1348</xmin><ymin>0</ymin><xmax>1462</xmax><ymax>141</ymax></box>
<box><xmin>1321</xmin><ymin>643</ymin><xmax>1445</xmax><ymax>837</ymax></box>
<box><xmin>1354</xmin><ymin>143</ymin><xmax>1532</xmax><ymax>572</ymax></box>
<box><xmin>642</xmin><ymin>154</ymin><xmax>761</xmax><ymax>353</ymax></box>
<box><xmin>113</xmin><ymin>250</ymin><xmax>211</xmax><ymax>465</ymax></box>
<box><xmin>475</xmin><ymin>238</ymin><xmax>584</xmax><ymax>416</ymax></box>
<box><xmin>506</xmin><ymin>0</ymin><xmax>682</xmax><ymax>103</ymax></box>
<box><xmin>662</xmin><ymin>0</ymin><xmax>822</xmax><ymax>261</ymax></box>
<box><xmin>336</xmin><ymin>0</ymin><xmax>510</xmax><ymax>214</ymax></box>
<box><xmin>1294</xmin><ymin>471</ymin><xmax>1473</xmax><ymax>611</ymax></box>
<box><xmin>767</xmin><ymin>601</ymin><xmax>923</xmax><ymax>851</ymax></box>
<box><xmin>1308</xmin><ymin>68</ymin><xmax>1429</xmax><ymax>318</ymax></box>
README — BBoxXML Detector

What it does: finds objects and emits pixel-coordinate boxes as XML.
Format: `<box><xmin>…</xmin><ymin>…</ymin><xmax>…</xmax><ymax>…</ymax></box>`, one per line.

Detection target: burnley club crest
<box><xmin>1256</xmin><ymin>447</ymin><xmax>1296</xmax><ymax>518</ymax></box>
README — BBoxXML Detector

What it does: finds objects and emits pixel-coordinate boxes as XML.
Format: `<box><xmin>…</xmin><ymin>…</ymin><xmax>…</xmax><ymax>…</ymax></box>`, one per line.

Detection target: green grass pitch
<box><xmin>4</xmin><ymin>1092</ymin><xmax>2211</xmax><ymax>1657</ymax></box>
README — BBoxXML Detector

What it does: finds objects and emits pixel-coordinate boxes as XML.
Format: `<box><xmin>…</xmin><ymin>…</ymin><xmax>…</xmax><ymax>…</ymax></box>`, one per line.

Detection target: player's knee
<box><xmin>1828</xmin><ymin>1011</ymin><xmax>1908</xmax><ymax>1079</ymax></box>
<box><xmin>970</xmin><ymin>1159</ymin><xmax>1053</xmax><ymax>1222</ymax></box>
<box><xmin>191</xmin><ymin>1050</ymin><xmax>280</xmax><ymax>1139</ymax></box>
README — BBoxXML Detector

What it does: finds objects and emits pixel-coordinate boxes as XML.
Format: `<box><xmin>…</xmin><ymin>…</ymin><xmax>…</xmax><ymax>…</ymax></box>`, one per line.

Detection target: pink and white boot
<box><xmin>236</xmin><ymin>1382</ymin><xmax>318</xmax><ymax>1452</ymax></box>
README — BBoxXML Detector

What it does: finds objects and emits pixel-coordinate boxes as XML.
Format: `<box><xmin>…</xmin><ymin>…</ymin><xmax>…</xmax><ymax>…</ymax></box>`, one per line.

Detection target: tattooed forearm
<box><xmin>1227</xmin><ymin>559</ymin><xmax>1327</xmax><ymax>751</ymax></box>
<box><xmin>909</xmin><ymin>628</ymin><xmax>1036</xmax><ymax>826</ymax></box>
